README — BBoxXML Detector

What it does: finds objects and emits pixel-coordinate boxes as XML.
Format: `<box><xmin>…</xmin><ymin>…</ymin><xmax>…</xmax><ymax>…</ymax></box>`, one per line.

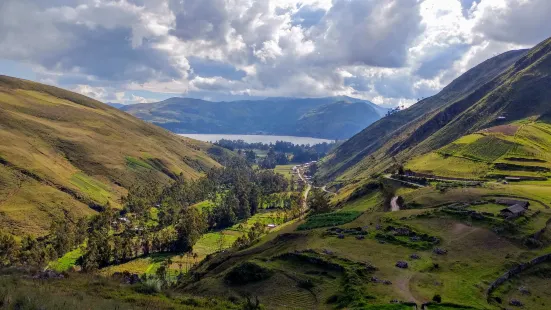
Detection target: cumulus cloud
<box><xmin>472</xmin><ymin>0</ymin><xmax>551</xmax><ymax>45</ymax></box>
<box><xmin>0</xmin><ymin>0</ymin><xmax>550</xmax><ymax>107</ymax></box>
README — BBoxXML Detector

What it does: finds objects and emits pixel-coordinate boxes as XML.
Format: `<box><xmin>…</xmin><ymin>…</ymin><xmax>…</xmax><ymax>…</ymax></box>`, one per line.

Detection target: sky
<box><xmin>1</xmin><ymin>0</ymin><xmax>550</xmax><ymax>106</ymax></box>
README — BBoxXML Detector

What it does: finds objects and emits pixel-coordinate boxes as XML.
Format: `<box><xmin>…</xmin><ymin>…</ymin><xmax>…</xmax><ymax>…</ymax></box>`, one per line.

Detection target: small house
<box><xmin>496</xmin><ymin>199</ymin><xmax>530</xmax><ymax>209</ymax></box>
<box><xmin>500</xmin><ymin>204</ymin><xmax>528</xmax><ymax>219</ymax></box>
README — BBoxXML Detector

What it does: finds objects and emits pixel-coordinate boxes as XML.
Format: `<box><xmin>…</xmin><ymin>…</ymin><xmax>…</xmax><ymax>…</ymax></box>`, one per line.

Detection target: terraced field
<box><xmin>406</xmin><ymin>122</ymin><xmax>551</xmax><ymax>180</ymax></box>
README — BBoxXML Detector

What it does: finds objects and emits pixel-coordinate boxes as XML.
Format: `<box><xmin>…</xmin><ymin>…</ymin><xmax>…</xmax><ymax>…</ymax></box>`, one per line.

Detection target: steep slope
<box><xmin>295</xmin><ymin>101</ymin><xmax>383</xmax><ymax>139</ymax></box>
<box><xmin>0</xmin><ymin>76</ymin><xmax>225</xmax><ymax>236</ymax></box>
<box><xmin>121</xmin><ymin>96</ymin><xmax>387</xmax><ymax>139</ymax></box>
<box><xmin>317</xmin><ymin>47</ymin><xmax>531</xmax><ymax>182</ymax></box>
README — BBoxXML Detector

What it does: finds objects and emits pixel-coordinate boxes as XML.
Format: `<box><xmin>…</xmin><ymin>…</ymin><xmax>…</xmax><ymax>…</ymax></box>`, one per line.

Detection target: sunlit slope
<box><xmin>406</xmin><ymin>121</ymin><xmax>551</xmax><ymax>179</ymax></box>
<box><xmin>0</xmin><ymin>76</ymin><xmax>223</xmax><ymax>236</ymax></box>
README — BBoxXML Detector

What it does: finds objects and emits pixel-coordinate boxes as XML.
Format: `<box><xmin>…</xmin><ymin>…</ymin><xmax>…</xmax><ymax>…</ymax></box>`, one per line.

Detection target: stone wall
<box><xmin>487</xmin><ymin>253</ymin><xmax>551</xmax><ymax>297</ymax></box>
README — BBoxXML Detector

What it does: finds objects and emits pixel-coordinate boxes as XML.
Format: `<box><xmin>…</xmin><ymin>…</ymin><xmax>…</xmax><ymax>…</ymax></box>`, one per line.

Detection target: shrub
<box><xmin>297</xmin><ymin>279</ymin><xmax>315</xmax><ymax>290</ymax></box>
<box><xmin>433</xmin><ymin>294</ymin><xmax>442</xmax><ymax>303</ymax></box>
<box><xmin>224</xmin><ymin>262</ymin><xmax>273</xmax><ymax>285</ymax></box>
<box><xmin>298</xmin><ymin>211</ymin><xmax>362</xmax><ymax>230</ymax></box>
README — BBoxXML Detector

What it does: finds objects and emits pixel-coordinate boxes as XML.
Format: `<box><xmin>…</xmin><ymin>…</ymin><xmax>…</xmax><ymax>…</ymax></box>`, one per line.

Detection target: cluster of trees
<box><xmin>307</xmin><ymin>189</ymin><xmax>332</xmax><ymax>214</ymax></box>
<box><xmin>81</xmin><ymin>207</ymin><xmax>206</xmax><ymax>271</ymax></box>
<box><xmin>205</xmin><ymin>162</ymin><xmax>288</xmax><ymax>229</ymax></box>
<box><xmin>81</xmin><ymin>157</ymin><xmax>289</xmax><ymax>270</ymax></box>
<box><xmin>385</xmin><ymin>105</ymin><xmax>405</xmax><ymax>117</ymax></box>
<box><xmin>258</xmin><ymin>149</ymin><xmax>289</xmax><ymax>169</ymax></box>
<box><xmin>232</xmin><ymin>222</ymin><xmax>266</xmax><ymax>249</ymax></box>
<box><xmin>215</xmin><ymin>139</ymin><xmax>338</xmax><ymax>165</ymax></box>
<box><xmin>0</xmin><ymin>219</ymin><xmax>87</xmax><ymax>268</ymax></box>
<box><xmin>0</xmin><ymin>157</ymin><xmax>295</xmax><ymax>272</ymax></box>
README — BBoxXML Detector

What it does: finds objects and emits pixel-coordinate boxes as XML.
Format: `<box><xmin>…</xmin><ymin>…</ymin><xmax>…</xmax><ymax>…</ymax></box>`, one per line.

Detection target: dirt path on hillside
<box><xmin>449</xmin><ymin>223</ymin><xmax>482</xmax><ymax>243</ymax></box>
<box><xmin>391</xmin><ymin>196</ymin><xmax>400</xmax><ymax>211</ymax></box>
<box><xmin>396</xmin><ymin>274</ymin><xmax>422</xmax><ymax>305</ymax></box>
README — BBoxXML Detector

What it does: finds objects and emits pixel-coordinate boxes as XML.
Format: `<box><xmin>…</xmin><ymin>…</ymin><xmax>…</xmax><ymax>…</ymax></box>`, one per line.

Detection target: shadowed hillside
<box><xmin>121</xmin><ymin>96</ymin><xmax>387</xmax><ymax>140</ymax></box>
<box><xmin>316</xmin><ymin>44</ymin><xmax>542</xmax><ymax>182</ymax></box>
<box><xmin>0</xmin><ymin>76</ymin><xmax>228</xmax><ymax>236</ymax></box>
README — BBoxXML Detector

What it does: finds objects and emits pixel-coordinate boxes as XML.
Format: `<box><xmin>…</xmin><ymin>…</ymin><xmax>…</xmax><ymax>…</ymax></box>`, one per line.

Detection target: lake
<box><xmin>179</xmin><ymin>134</ymin><xmax>333</xmax><ymax>145</ymax></box>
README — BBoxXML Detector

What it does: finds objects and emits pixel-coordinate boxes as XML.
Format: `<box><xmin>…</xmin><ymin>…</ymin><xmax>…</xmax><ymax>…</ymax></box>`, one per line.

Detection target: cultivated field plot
<box><xmin>406</xmin><ymin>122</ymin><xmax>551</xmax><ymax>179</ymax></box>
<box><xmin>273</xmin><ymin>164</ymin><xmax>295</xmax><ymax>181</ymax></box>
<box><xmin>459</xmin><ymin>136</ymin><xmax>517</xmax><ymax>162</ymax></box>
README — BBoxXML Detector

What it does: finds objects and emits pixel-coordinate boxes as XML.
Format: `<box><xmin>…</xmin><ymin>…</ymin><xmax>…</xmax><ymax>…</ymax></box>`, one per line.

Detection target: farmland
<box><xmin>406</xmin><ymin>122</ymin><xmax>551</xmax><ymax>180</ymax></box>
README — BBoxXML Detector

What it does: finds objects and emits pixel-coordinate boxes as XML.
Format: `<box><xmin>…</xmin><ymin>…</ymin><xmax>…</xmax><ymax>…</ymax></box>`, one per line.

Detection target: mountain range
<box><xmin>120</xmin><ymin>96</ymin><xmax>388</xmax><ymax>140</ymax></box>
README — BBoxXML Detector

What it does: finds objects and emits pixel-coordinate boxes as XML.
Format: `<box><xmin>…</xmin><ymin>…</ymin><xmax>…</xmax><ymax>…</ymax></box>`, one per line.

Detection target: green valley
<box><xmin>3</xmin><ymin>16</ymin><xmax>551</xmax><ymax>310</ymax></box>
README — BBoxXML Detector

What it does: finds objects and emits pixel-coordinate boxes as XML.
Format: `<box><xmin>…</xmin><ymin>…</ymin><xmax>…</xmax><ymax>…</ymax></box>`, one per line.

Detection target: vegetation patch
<box><xmin>297</xmin><ymin>211</ymin><xmax>362</xmax><ymax>230</ymax></box>
<box><xmin>374</xmin><ymin>226</ymin><xmax>439</xmax><ymax>250</ymax></box>
<box><xmin>49</xmin><ymin>247</ymin><xmax>83</xmax><ymax>272</ymax></box>
<box><xmin>224</xmin><ymin>261</ymin><xmax>273</xmax><ymax>285</ymax></box>
<box><xmin>70</xmin><ymin>172</ymin><xmax>111</xmax><ymax>205</ymax></box>
<box><xmin>460</xmin><ymin>136</ymin><xmax>517</xmax><ymax>162</ymax></box>
<box><xmin>125</xmin><ymin>156</ymin><xmax>154</xmax><ymax>170</ymax></box>
<box><xmin>494</xmin><ymin>162</ymin><xmax>550</xmax><ymax>172</ymax></box>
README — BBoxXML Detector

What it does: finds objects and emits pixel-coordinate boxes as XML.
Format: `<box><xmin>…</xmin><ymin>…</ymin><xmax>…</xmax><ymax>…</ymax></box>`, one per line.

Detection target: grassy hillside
<box><xmin>121</xmin><ymin>96</ymin><xmax>387</xmax><ymax>139</ymax></box>
<box><xmin>0</xmin><ymin>75</ymin><xmax>226</xmax><ymax>236</ymax></box>
<box><xmin>406</xmin><ymin>121</ymin><xmax>551</xmax><ymax>180</ymax></box>
<box><xmin>316</xmin><ymin>48</ymin><xmax>528</xmax><ymax>182</ymax></box>
<box><xmin>178</xmin><ymin>182</ymin><xmax>551</xmax><ymax>309</ymax></box>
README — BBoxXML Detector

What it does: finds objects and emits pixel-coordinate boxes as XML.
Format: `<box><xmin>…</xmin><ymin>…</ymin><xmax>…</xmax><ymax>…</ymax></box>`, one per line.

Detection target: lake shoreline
<box><xmin>179</xmin><ymin>134</ymin><xmax>333</xmax><ymax>145</ymax></box>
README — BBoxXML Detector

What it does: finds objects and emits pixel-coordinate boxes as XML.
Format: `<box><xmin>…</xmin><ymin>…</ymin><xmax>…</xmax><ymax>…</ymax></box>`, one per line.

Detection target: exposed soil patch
<box><xmin>480</xmin><ymin>124</ymin><xmax>520</xmax><ymax>136</ymax></box>
<box><xmin>395</xmin><ymin>275</ymin><xmax>422</xmax><ymax>305</ymax></box>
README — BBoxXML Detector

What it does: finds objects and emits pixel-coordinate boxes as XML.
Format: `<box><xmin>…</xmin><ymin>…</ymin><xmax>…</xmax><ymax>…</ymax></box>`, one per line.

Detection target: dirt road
<box><xmin>391</xmin><ymin>196</ymin><xmax>400</xmax><ymax>211</ymax></box>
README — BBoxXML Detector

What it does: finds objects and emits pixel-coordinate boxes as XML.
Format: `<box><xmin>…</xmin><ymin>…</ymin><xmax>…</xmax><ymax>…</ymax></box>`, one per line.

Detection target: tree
<box><xmin>174</xmin><ymin>207</ymin><xmax>207</xmax><ymax>253</ymax></box>
<box><xmin>245</xmin><ymin>150</ymin><xmax>257</xmax><ymax>164</ymax></box>
<box><xmin>249</xmin><ymin>185</ymin><xmax>261</xmax><ymax>215</ymax></box>
<box><xmin>216</xmin><ymin>232</ymin><xmax>226</xmax><ymax>252</ymax></box>
<box><xmin>307</xmin><ymin>189</ymin><xmax>331</xmax><ymax>214</ymax></box>
<box><xmin>0</xmin><ymin>230</ymin><xmax>19</xmax><ymax>266</ymax></box>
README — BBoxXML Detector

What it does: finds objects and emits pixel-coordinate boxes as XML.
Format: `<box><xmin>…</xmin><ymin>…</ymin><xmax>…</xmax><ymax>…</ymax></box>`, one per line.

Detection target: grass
<box><xmin>190</xmin><ymin>205</ymin><xmax>530</xmax><ymax>308</ymax></box>
<box><xmin>341</xmin><ymin>192</ymin><xmax>383</xmax><ymax>212</ymax></box>
<box><xmin>460</xmin><ymin>136</ymin><xmax>517</xmax><ymax>162</ymax></box>
<box><xmin>49</xmin><ymin>247</ymin><xmax>83</xmax><ymax>272</ymax></box>
<box><xmin>406</xmin><ymin>153</ymin><xmax>490</xmax><ymax>179</ymax></box>
<box><xmin>125</xmin><ymin>156</ymin><xmax>154</xmax><ymax>170</ymax></box>
<box><xmin>297</xmin><ymin>211</ymin><xmax>362</xmax><ymax>230</ymax></box>
<box><xmin>70</xmin><ymin>172</ymin><xmax>112</xmax><ymax>206</ymax></box>
<box><xmin>191</xmin><ymin>200</ymin><xmax>215</xmax><ymax>212</ymax></box>
<box><xmin>0</xmin><ymin>269</ymin><xmax>240</xmax><ymax>309</ymax></box>
<box><xmin>493</xmin><ymin>261</ymin><xmax>551</xmax><ymax>310</ymax></box>
<box><xmin>273</xmin><ymin>164</ymin><xmax>295</xmax><ymax>181</ymax></box>
<box><xmin>405</xmin><ymin>122</ymin><xmax>551</xmax><ymax>180</ymax></box>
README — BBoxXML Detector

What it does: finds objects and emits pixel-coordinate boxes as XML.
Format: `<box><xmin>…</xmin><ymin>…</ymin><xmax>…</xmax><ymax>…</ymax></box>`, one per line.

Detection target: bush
<box><xmin>132</xmin><ymin>281</ymin><xmax>161</xmax><ymax>295</ymax></box>
<box><xmin>297</xmin><ymin>211</ymin><xmax>362</xmax><ymax>230</ymax></box>
<box><xmin>297</xmin><ymin>279</ymin><xmax>315</xmax><ymax>290</ymax></box>
<box><xmin>433</xmin><ymin>294</ymin><xmax>442</xmax><ymax>303</ymax></box>
<box><xmin>224</xmin><ymin>262</ymin><xmax>273</xmax><ymax>285</ymax></box>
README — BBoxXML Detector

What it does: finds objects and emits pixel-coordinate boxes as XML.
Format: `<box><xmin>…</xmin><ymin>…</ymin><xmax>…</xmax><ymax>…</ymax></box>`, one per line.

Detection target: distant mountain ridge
<box><xmin>120</xmin><ymin>96</ymin><xmax>388</xmax><ymax>140</ymax></box>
